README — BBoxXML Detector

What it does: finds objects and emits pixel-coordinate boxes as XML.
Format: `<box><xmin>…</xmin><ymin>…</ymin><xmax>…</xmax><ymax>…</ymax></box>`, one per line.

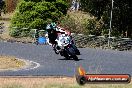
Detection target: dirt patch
<box><xmin>0</xmin><ymin>55</ymin><xmax>26</xmax><ymax>71</ymax></box>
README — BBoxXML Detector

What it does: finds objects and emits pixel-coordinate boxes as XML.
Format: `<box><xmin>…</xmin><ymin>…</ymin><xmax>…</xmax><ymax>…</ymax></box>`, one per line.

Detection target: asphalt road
<box><xmin>0</xmin><ymin>41</ymin><xmax>132</xmax><ymax>76</ymax></box>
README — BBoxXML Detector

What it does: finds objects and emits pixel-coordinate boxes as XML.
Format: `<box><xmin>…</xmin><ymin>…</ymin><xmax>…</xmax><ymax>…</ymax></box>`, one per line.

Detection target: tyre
<box><xmin>75</xmin><ymin>49</ymin><xmax>80</xmax><ymax>55</ymax></box>
<box><xmin>68</xmin><ymin>47</ymin><xmax>76</xmax><ymax>55</ymax></box>
<box><xmin>72</xmin><ymin>55</ymin><xmax>79</xmax><ymax>61</ymax></box>
<box><xmin>63</xmin><ymin>50</ymin><xmax>70</xmax><ymax>59</ymax></box>
<box><xmin>71</xmin><ymin>44</ymin><xmax>80</xmax><ymax>55</ymax></box>
<box><xmin>60</xmin><ymin>51</ymin><xmax>64</xmax><ymax>56</ymax></box>
<box><xmin>67</xmin><ymin>47</ymin><xmax>79</xmax><ymax>61</ymax></box>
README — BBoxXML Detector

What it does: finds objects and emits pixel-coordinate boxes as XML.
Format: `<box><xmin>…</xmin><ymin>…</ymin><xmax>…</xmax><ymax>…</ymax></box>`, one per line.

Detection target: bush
<box><xmin>9</xmin><ymin>27</ymin><xmax>22</xmax><ymax>37</ymax></box>
<box><xmin>60</xmin><ymin>15</ymin><xmax>77</xmax><ymax>33</ymax></box>
<box><xmin>59</xmin><ymin>12</ymin><xmax>90</xmax><ymax>34</ymax></box>
<box><xmin>10</xmin><ymin>0</ymin><xmax>68</xmax><ymax>37</ymax></box>
<box><xmin>29</xmin><ymin>18</ymin><xmax>45</xmax><ymax>29</ymax></box>
<box><xmin>85</xmin><ymin>19</ymin><xmax>96</xmax><ymax>35</ymax></box>
<box><xmin>59</xmin><ymin>11</ymin><xmax>107</xmax><ymax>36</ymax></box>
<box><xmin>17</xmin><ymin>1</ymin><xmax>36</xmax><ymax>14</ymax></box>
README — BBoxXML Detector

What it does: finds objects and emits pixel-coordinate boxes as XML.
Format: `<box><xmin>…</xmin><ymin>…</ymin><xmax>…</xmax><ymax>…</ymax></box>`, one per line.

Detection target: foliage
<box><xmin>60</xmin><ymin>15</ymin><xmax>77</xmax><ymax>33</ymax></box>
<box><xmin>59</xmin><ymin>12</ymin><xmax>90</xmax><ymax>34</ymax></box>
<box><xmin>85</xmin><ymin>19</ymin><xmax>96</xmax><ymax>35</ymax></box>
<box><xmin>10</xmin><ymin>0</ymin><xmax>68</xmax><ymax>37</ymax></box>
<box><xmin>80</xmin><ymin>0</ymin><xmax>132</xmax><ymax>37</ymax></box>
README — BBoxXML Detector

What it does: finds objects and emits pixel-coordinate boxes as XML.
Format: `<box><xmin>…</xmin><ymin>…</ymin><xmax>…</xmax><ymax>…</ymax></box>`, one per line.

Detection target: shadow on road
<box><xmin>58</xmin><ymin>58</ymin><xmax>84</xmax><ymax>61</ymax></box>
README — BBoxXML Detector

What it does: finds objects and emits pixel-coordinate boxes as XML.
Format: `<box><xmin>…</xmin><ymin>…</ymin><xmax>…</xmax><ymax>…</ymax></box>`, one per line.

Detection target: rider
<box><xmin>46</xmin><ymin>22</ymin><xmax>80</xmax><ymax>55</ymax></box>
<box><xmin>46</xmin><ymin>22</ymin><xmax>58</xmax><ymax>45</ymax></box>
<box><xmin>46</xmin><ymin>22</ymin><xmax>71</xmax><ymax>46</ymax></box>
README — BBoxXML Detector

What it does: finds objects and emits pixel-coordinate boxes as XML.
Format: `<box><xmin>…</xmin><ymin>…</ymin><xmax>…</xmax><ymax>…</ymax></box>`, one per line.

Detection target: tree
<box><xmin>80</xmin><ymin>0</ymin><xmax>132</xmax><ymax>37</ymax></box>
<box><xmin>10</xmin><ymin>0</ymin><xmax>68</xmax><ymax>37</ymax></box>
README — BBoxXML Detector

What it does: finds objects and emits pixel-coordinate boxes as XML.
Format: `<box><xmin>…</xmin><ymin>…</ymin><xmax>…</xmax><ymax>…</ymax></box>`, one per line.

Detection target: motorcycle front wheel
<box><xmin>72</xmin><ymin>55</ymin><xmax>79</xmax><ymax>61</ymax></box>
<box><xmin>67</xmin><ymin>47</ymin><xmax>79</xmax><ymax>61</ymax></box>
<box><xmin>71</xmin><ymin>44</ymin><xmax>80</xmax><ymax>55</ymax></box>
<box><xmin>63</xmin><ymin>50</ymin><xmax>70</xmax><ymax>60</ymax></box>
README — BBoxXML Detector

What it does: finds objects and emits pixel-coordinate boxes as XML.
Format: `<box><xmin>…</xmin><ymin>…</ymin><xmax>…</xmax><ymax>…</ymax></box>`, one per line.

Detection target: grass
<box><xmin>0</xmin><ymin>77</ymin><xmax>131</xmax><ymax>88</ymax></box>
<box><xmin>0</xmin><ymin>55</ymin><xmax>25</xmax><ymax>70</ymax></box>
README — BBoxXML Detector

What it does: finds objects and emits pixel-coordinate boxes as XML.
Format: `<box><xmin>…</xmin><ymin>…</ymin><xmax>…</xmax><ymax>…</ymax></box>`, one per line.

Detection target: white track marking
<box><xmin>24</xmin><ymin>60</ymin><xmax>40</xmax><ymax>70</ymax></box>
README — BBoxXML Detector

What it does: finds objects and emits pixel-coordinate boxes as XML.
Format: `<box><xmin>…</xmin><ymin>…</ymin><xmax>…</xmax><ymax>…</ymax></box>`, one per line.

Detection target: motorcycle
<box><xmin>53</xmin><ymin>34</ymin><xmax>80</xmax><ymax>61</ymax></box>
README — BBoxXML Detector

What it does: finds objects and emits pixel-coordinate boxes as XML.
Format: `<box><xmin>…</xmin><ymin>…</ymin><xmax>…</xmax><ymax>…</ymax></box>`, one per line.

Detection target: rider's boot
<box><xmin>53</xmin><ymin>44</ymin><xmax>60</xmax><ymax>54</ymax></box>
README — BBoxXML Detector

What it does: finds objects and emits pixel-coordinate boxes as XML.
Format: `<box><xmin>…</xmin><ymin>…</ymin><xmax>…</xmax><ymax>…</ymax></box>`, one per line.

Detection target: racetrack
<box><xmin>0</xmin><ymin>41</ymin><xmax>132</xmax><ymax>76</ymax></box>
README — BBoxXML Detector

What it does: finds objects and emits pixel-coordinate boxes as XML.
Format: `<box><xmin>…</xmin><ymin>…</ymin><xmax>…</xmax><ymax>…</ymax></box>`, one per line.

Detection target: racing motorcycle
<box><xmin>53</xmin><ymin>34</ymin><xmax>80</xmax><ymax>61</ymax></box>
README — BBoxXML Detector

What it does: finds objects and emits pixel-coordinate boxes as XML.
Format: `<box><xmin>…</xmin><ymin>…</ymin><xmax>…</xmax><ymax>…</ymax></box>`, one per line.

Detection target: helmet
<box><xmin>50</xmin><ymin>22</ymin><xmax>56</xmax><ymax>28</ymax></box>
